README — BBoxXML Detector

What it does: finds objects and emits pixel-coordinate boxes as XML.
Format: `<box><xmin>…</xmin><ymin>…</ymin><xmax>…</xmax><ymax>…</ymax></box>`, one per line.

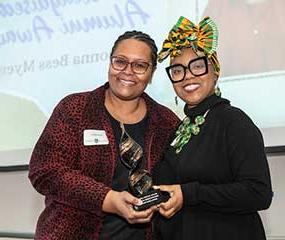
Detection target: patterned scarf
<box><xmin>158</xmin><ymin>16</ymin><xmax>220</xmax><ymax>76</ymax></box>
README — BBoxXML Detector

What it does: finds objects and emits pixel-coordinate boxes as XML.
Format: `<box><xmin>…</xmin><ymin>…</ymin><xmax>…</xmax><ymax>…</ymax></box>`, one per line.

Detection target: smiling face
<box><xmin>170</xmin><ymin>48</ymin><xmax>218</xmax><ymax>107</ymax></box>
<box><xmin>108</xmin><ymin>38</ymin><xmax>154</xmax><ymax>101</ymax></box>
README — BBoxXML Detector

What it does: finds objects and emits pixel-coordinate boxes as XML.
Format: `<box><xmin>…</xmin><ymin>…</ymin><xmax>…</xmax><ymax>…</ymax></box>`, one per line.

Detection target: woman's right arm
<box><xmin>102</xmin><ymin>190</ymin><xmax>156</xmax><ymax>223</ymax></box>
<box><xmin>29</xmin><ymin>95</ymin><xmax>156</xmax><ymax>221</ymax></box>
<box><xmin>29</xmin><ymin>96</ymin><xmax>111</xmax><ymax>217</ymax></box>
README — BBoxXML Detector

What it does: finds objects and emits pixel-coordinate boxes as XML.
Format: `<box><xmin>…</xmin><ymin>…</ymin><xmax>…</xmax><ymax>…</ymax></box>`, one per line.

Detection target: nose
<box><xmin>123</xmin><ymin>63</ymin><xmax>134</xmax><ymax>74</ymax></box>
<box><xmin>184</xmin><ymin>67</ymin><xmax>195</xmax><ymax>79</ymax></box>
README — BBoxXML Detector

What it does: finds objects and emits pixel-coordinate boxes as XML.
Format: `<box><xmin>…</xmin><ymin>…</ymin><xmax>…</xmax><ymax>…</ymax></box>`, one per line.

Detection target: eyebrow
<box><xmin>114</xmin><ymin>55</ymin><xmax>150</xmax><ymax>62</ymax></box>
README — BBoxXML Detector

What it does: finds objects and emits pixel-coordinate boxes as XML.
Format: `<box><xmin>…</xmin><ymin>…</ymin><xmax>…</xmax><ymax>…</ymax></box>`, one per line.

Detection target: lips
<box><xmin>184</xmin><ymin>83</ymin><xmax>200</xmax><ymax>92</ymax></box>
<box><xmin>119</xmin><ymin>78</ymin><xmax>136</xmax><ymax>87</ymax></box>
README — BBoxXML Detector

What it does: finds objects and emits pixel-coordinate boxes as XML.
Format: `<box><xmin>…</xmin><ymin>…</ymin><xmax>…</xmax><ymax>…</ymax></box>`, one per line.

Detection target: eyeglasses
<box><xmin>110</xmin><ymin>56</ymin><xmax>151</xmax><ymax>74</ymax></box>
<box><xmin>165</xmin><ymin>56</ymin><xmax>209</xmax><ymax>83</ymax></box>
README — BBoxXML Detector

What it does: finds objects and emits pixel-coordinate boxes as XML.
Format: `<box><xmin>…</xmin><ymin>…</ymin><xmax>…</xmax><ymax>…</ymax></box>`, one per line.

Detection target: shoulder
<box><xmin>143</xmin><ymin>92</ymin><xmax>180</xmax><ymax>127</ymax></box>
<box><xmin>153</xmin><ymin>102</ymin><xmax>179</xmax><ymax>121</ymax></box>
<box><xmin>55</xmin><ymin>91</ymin><xmax>91</xmax><ymax>115</ymax></box>
<box><xmin>54</xmin><ymin>85</ymin><xmax>104</xmax><ymax>116</ymax></box>
<box><xmin>59</xmin><ymin>91</ymin><xmax>91</xmax><ymax>105</ymax></box>
<box><xmin>215</xmin><ymin>103</ymin><xmax>264</xmax><ymax>141</ymax></box>
<box><xmin>219</xmin><ymin>104</ymin><xmax>256</xmax><ymax>128</ymax></box>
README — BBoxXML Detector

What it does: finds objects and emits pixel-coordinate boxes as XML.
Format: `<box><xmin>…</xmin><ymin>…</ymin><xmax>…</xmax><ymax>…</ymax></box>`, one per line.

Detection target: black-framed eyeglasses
<box><xmin>165</xmin><ymin>56</ymin><xmax>209</xmax><ymax>83</ymax></box>
<box><xmin>110</xmin><ymin>56</ymin><xmax>151</xmax><ymax>74</ymax></box>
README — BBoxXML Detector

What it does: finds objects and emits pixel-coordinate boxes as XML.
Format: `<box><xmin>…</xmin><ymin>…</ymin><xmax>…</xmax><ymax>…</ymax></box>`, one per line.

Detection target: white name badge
<box><xmin>83</xmin><ymin>129</ymin><xmax>109</xmax><ymax>146</ymax></box>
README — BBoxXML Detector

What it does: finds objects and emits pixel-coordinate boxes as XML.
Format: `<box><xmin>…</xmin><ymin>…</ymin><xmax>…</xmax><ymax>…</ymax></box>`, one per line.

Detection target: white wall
<box><xmin>261</xmin><ymin>154</ymin><xmax>285</xmax><ymax>240</ymax></box>
<box><xmin>0</xmin><ymin>154</ymin><xmax>284</xmax><ymax>239</ymax></box>
<box><xmin>0</xmin><ymin>170</ymin><xmax>44</xmax><ymax>235</ymax></box>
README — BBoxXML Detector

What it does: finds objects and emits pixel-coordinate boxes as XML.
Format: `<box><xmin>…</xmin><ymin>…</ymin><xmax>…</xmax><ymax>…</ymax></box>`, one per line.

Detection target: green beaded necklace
<box><xmin>171</xmin><ymin>109</ymin><xmax>210</xmax><ymax>154</ymax></box>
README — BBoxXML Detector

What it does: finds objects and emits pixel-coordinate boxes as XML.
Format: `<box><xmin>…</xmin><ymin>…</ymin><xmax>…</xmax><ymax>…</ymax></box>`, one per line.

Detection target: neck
<box><xmin>104</xmin><ymin>89</ymin><xmax>146</xmax><ymax>124</ymax></box>
<box><xmin>189</xmin><ymin>90</ymin><xmax>218</xmax><ymax>109</ymax></box>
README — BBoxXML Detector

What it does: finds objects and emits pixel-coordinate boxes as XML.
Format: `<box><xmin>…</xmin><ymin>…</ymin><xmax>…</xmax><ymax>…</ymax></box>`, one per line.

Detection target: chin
<box><xmin>185</xmin><ymin>96</ymin><xmax>203</xmax><ymax>107</ymax></box>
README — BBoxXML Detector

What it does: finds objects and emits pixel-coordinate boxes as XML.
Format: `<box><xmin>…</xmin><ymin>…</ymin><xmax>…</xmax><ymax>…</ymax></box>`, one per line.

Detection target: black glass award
<box><xmin>119</xmin><ymin>123</ymin><xmax>170</xmax><ymax>211</ymax></box>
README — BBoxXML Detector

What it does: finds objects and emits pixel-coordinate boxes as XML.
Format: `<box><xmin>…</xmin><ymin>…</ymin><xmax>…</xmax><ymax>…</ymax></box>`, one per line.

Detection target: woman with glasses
<box><xmin>153</xmin><ymin>16</ymin><xmax>272</xmax><ymax>240</ymax></box>
<box><xmin>28</xmin><ymin>30</ymin><xmax>180</xmax><ymax>240</ymax></box>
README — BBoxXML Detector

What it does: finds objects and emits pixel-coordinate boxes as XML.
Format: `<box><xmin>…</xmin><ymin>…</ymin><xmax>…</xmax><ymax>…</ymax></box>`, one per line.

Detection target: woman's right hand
<box><xmin>102</xmin><ymin>190</ymin><xmax>157</xmax><ymax>224</ymax></box>
<box><xmin>154</xmin><ymin>184</ymin><xmax>183</xmax><ymax>219</ymax></box>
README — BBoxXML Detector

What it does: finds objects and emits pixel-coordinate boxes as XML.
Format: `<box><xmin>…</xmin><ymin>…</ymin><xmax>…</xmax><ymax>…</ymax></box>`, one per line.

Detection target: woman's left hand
<box><xmin>155</xmin><ymin>184</ymin><xmax>183</xmax><ymax>218</ymax></box>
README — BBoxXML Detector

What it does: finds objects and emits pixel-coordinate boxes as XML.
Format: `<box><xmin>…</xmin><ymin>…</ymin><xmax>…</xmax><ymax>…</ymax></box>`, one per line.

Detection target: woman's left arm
<box><xmin>180</xmin><ymin>111</ymin><xmax>273</xmax><ymax>214</ymax></box>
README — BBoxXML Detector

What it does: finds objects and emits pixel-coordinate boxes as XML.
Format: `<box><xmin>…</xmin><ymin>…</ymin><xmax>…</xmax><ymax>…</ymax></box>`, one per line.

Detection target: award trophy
<box><xmin>119</xmin><ymin>123</ymin><xmax>170</xmax><ymax>211</ymax></box>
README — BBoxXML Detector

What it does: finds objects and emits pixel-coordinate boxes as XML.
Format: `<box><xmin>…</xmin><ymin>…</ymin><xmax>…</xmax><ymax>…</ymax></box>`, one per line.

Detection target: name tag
<box><xmin>83</xmin><ymin>129</ymin><xmax>109</xmax><ymax>146</ymax></box>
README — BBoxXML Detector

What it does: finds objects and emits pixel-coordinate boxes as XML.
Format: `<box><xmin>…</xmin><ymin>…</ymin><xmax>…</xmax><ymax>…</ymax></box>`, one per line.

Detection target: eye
<box><xmin>193</xmin><ymin>64</ymin><xmax>203</xmax><ymax>69</ymax></box>
<box><xmin>170</xmin><ymin>66</ymin><xmax>184</xmax><ymax>75</ymax></box>
<box><xmin>191</xmin><ymin>60</ymin><xmax>206</xmax><ymax>70</ymax></box>
<box><xmin>114</xmin><ymin>57</ymin><xmax>128</xmax><ymax>67</ymax></box>
<box><xmin>133</xmin><ymin>62</ymin><xmax>148</xmax><ymax>71</ymax></box>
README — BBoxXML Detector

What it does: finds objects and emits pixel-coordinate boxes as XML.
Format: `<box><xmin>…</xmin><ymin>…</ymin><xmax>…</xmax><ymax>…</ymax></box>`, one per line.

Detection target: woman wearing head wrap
<box><xmin>153</xmin><ymin>16</ymin><xmax>272</xmax><ymax>240</ymax></box>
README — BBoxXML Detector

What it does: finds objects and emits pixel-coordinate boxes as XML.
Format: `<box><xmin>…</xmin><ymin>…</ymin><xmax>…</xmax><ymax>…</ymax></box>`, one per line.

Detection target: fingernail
<box><xmin>136</xmin><ymin>199</ymin><xmax>143</xmax><ymax>205</ymax></box>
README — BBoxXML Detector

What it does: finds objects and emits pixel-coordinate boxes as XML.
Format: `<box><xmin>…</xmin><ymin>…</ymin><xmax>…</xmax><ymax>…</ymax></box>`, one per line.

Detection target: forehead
<box><xmin>113</xmin><ymin>39</ymin><xmax>151</xmax><ymax>60</ymax></box>
<box><xmin>171</xmin><ymin>48</ymin><xmax>203</xmax><ymax>64</ymax></box>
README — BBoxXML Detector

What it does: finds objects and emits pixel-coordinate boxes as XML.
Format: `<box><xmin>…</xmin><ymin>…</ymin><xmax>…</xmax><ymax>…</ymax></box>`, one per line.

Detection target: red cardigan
<box><xmin>29</xmin><ymin>84</ymin><xmax>180</xmax><ymax>240</ymax></box>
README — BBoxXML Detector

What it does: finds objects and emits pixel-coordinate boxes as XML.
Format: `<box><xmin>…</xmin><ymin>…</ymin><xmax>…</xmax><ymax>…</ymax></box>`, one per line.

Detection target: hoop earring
<box><xmin>175</xmin><ymin>96</ymin><xmax>178</xmax><ymax>106</ymax></box>
<box><xmin>215</xmin><ymin>86</ymin><xmax>221</xmax><ymax>97</ymax></box>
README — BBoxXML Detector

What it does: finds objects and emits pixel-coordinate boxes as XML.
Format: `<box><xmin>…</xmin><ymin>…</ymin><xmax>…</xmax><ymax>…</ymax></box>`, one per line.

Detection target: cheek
<box><xmin>140</xmin><ymin>73</ymin><xmax>152</xmax><ymax>84</ymax></box>
<box><xmin>108</xmin><ymin>67</ymin><xmax>118</xmax><ymax>80</ymax></box>
<box><xmin>202</xmin><ymin>73</ymin><xmax>216</xmax><ymax>88</ymax></box>
<box><xmin>205</xmin><ymin>77</ymin><xmax>215</xmax><ymax>86</ymax></box>
<box><xmin>108</xmin><ymin>66</ymin><xmax>112</xmax><ymax>76</ymax></box>
<box><xmin>173</xmin><ymin>84</ymin><xmax>183</xmax><ymax>95</ymax></box>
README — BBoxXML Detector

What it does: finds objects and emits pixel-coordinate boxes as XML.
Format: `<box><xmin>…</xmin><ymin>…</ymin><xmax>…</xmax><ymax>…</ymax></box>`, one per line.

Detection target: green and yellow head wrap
<box><xmin>158</xmin><ymin>16</ymin><xmax>220</xmax><ymax>76</ymax></box>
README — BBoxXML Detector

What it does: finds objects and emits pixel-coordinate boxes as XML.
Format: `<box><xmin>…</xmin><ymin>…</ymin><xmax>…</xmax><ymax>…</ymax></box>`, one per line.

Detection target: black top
<box><xmin>153</xmin><ymin>94</ymin><xmax>272</xmax><ymax>240</ymax></box>
<box><xmin>99</xmin><ymin>110</ymin><xmax>148</xmax><ymax>240</ymax></box>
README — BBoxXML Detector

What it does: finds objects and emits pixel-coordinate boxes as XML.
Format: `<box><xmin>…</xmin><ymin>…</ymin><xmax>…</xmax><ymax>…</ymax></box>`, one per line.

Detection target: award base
<box><xmin>133</xmin><ymin>189</ymin><xmax>170</xmax><ymax>211</ymax></box>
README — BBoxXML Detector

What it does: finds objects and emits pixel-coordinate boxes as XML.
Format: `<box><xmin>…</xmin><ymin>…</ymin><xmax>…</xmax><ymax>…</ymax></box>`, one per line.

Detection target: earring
<box><xmin>175</xmin><ymin>96</ymin><xmax>178</xmax><ymax>106</ymax></box>
<box><xmin>215</xmin><ymin>86</ymin><xmax>221</xmax><ymax>97</ymax></box>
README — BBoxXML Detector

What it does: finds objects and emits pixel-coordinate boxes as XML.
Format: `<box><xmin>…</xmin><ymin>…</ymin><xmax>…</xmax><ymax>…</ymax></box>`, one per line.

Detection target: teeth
<box><xmin>184</xmin><ymin>84</ymin><xmax>199</xmax><ymax>91</ymax></box>
<box><xmin>120</xmin><ymin>79</ymin><xmax>135</xmax><ymax>86</ymax></box>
